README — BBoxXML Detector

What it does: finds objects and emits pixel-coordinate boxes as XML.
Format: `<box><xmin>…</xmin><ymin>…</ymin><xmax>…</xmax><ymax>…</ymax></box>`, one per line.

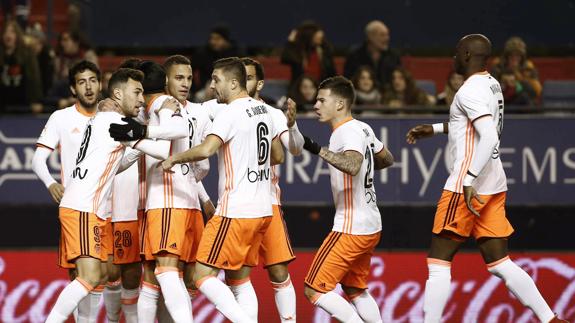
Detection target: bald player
<box><xmin>406</xmin><ymin>34</ymin><xmax>567</xmax><ymax>323</ymax></box>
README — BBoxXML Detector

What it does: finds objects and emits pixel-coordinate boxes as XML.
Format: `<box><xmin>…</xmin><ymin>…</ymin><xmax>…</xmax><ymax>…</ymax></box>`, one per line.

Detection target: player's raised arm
<box><xmin>162</xmin><ymin>134</ymin><xmax>222</xmax><ymax>170</ymax></box>
<box><xmin>406</xmin><ymin>122</ymin><xmax>448</xmax><ymax>144</ymax></box>
<box><xmin>302</xmin><ymin>135</ymin><xmax>363</xmax><ymax>176</ymax></box>
<box><xmin>285</xmin><ymin>98</ymin><xmax>304</xmax><ymax>155</ymax></box>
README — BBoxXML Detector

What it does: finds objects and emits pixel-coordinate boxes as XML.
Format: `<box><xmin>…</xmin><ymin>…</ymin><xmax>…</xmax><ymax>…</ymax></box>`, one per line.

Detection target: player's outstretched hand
<box><xmin>285</xmin><ymin>98</ymin><xmax>297</xmax><ymax>128</ymax></box>
<box><xmin>161</xmin><ymin>157</ymin><xmax>175</xmax><ymax>172</ymax></box>
<box><xmin>406</xmin><ymin>124</ymin><xmax>434</xmax><ymax>144</ymax></box>
<box><xmin>48</xmin><ymin>183</ymin><xmax>65</xmax><ymax>203</ymax></box>
<box><xmin>463</xmin><ymin>185</ymin><xmax>485</xmax><ymax>217</ymax></box>
<box><xmin>303</xmin><ymin>135</ymin><xmax>321</xmax><ymax>155</ymax></box>
<box><xmin>98</xmin><ymin>98</ymin><xmax>121</xmax><ymax>113</ymax></box>
<box><xmin>109</xmin><ymin>117</ymin><xmax>147</xmax><ymax>141</ymax></box>
<box><xmin>160</xmin><ymin>97</ymin><xmax>181</xmax><ymax>112</ymax></box>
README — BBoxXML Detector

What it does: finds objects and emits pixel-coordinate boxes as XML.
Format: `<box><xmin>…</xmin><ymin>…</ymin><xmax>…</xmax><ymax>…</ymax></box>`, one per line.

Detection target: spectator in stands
<box><xmin>436</xmin><ymin>71</ymin><xmax>464</xmax><ymax>106</ymax></box>
<box><xmin>192</xmin><ymin>25</ymin><xmax>242</xmax><ymax>93</ymax></box>
<box><xmin>26</xmin><ymin>23</ymin><xmax>54</xmax><ymax>99</ymax></box>
<box><xmin>0</xmin><ymin>18</ymin><xmax>43</xmax><ymax>113</ymax></box>
<box><xmin>344</xmin><ymin>20</ymin><xmax>401</xmax><ymax>88</ymax></box>
<box><xmin>382</xmin><ymin>67</ymin><xmax>431</xmax><ymax>108</ymax></box>
<box><xmin>491</xmin><ymin>36</ymin><xmax>541</xmax><ymax>101</ymax></box>
<box><xmin>352</xmin><ymin>66</ymin><xmax>382</xmax><ymax>105</ymax></box>
<box><xmin>285</xmin><ymin>74</ymin><xmax>318</xmax><ymax>112</ymax></box>
<box><xmin>281</xmin><ymin>20</ymin><xmax>336</xmax><ymax>85</ymax></box>
<box><xmin>500</xmin><ymin>69</ymin><xmax>535</xmax><ymax>105</ymax></box>
<box><xmin>51</xmin><ymin>30</ymin><xmax>98</xmax><ymax>108</ymax></box>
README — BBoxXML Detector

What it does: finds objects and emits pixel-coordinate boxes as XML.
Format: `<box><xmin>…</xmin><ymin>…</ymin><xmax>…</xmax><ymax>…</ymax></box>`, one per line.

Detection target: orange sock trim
<box><xmin>195</xmin><ymin>275</ymin><xmax>216</xmax><ymax>289</ymax></box>
<box><xmin>487</xmin><ymin>256</ymin><xmax>510</xmax><ymax>268</ymax></box>
<box><xmin>93</xmin><ymin>284</ymin><xmax>105</xmax><ymax>292</ymax></box>
<box><xmin>106</xmin><ymin>279</ymin><xmax>122</xmax><ymax>287</ymax></box>
<box><xmin>121</xmin><ymin>297</ymin><xmax>138</xmax><ymax>305</ymax></box>
<box><xmin>154</xmin><ymin>266</ymin><xmax>179</xmax><ymax>275</ymax></box>
<box><xmin>226</xmin><ymin>277</ymin><xmax>250</xmax><ymax>286</ymax></box>
<box><xmin>347</xmin><ymin>290</ymin><xmax>364</xmax><ymax>301</ymax></box>
<box><xmin>271</xmin><ymin>276</ymin><xmax>292</xmax><ymax>289</ymax></box>
<box><xmin>76</xmin><ymin>278</ymin><xmax>95</xmax><ymax>292</ymax></box>
<box><xmin>142</xmin><ymin>281</ymin><xmax>160</xmax><ymax>291</ymax></box>
<box><xmin>310</xmin><ymin>292</ymin><xmax>324</xmax><ymax>305</ymax></box>
<box><xmin>427</xmin><ymin>258</ymin><xmax>452</xmax><ymax>267</ymax></box>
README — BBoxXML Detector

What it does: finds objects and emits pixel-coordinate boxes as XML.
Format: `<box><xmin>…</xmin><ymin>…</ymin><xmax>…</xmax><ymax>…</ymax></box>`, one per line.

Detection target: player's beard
<box><xmin>77</xmin><ymin>93</ymin><xmax>98</xmax><ymax>109</ymax></box>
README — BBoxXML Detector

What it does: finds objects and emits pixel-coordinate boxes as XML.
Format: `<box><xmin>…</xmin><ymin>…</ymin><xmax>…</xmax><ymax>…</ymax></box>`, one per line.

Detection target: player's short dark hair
<box><xmin>213</xmin><ymin>57</ymin><xmax>246</xmax><ymax>89</ymax></box>
<box><xmin>137</xmin><ymin>61</ymin><xmax>166</xmax><ymax>94</ymax></box>
<box><xmin>164</xmin><ymin>55</ymin><xmax>191</xmax><ymax>71</ymax></box>
<box><xmin>108</xmin><ymin>68</ymin><xmax>144</xmax><ymax>93</ymax></box>
<box><xmin>241</xmin><ymin>57</ymin><xmax>265</xmax><ymax>81</ymax></box>
<box><xmin>68</xmin><ymin>60</ymin><xmax>101</xmax><ymax>86</ymax></box>
<box><xmin>118</xmin><ymin>57</ymin><xmax>143</xmax><ymax>69</ymax></box>
<box><xmin>318</xmin><ymin>76</ymin><xmax>356</xmax><ymax>108</ymax></box>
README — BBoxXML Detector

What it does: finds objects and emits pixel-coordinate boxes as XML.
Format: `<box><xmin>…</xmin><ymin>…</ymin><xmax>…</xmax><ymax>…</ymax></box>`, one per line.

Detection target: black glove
<box><xmin>109</xmin><ymin>117</ymin><xmax>147</xmax><ymax>141</ymax></box>
<box><xmin>303</xmin><ymin>135</ymin><xmax>321</xmax><ymax>155</ymax></box>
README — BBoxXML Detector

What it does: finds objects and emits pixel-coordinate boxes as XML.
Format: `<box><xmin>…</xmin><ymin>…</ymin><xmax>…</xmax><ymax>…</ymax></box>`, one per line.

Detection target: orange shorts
<box><xmin>58</xmin><ymin>227</ymin><xmax>75</xmax><ymax>269</ymax></box>
<box><xmin>59</xmin><ymin>208</ymin><xmax>106</xmax><ymax>264</ymax></box>
<box><xmin>112</xmin><ymin>220</ymin><xmax>140</xmax><ymax>264</ymax></box>
<box><xmin>433</xmin><ymin>190</ymin><xmax>514</xmax><ymax>240</ymax></box>
<box><xmin>145</xmin><ymin>208</ymin><xmax>192</xmax><ymax>259</ymax></box>
<box><xmin>305</xmin><ymin>231</ymin><xmax>381</xmax><ymax>293</ymax></box>
<box><xmin>100</xmin><ymin>218</ymin><xmax>114</xmax><ymax>260</ymax></box>
<box><xmin>259</xmin><ymin>205</ymin><xmax>295</xmax><ymax>267</ymax></box>
<box><xmin>181</xmin><ymin>209</ymin><xmax>205</xmax><ymax>263</ymax></box>
<box><xmin>138</xmin><ymin>209</ymin><xmax>150</xmax><ymax>260</ymax></box>
<box><xmin>196</xmin><ymin>215</ymin><xmax>272</xmax><ymax>270</ymax></box>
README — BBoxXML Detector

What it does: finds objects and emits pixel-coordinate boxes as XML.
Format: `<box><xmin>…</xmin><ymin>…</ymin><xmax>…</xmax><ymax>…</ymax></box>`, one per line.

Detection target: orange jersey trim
<box><xmin>332</xmin><ymin>116</ymin><xmax>354</xmax><ymax>132</ymax></box>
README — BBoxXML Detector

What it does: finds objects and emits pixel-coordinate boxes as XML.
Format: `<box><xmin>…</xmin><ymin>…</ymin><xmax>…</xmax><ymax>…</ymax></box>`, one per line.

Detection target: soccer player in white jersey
<box><xmin>109</xmin><ymin>61</ymin><xmax>194</xmax><ymax>323</ymax></box>
<box><xmin>45</xmin><ymin>68</ymin><xmax>171</xmax><ymax>323</ymax></box>
<box><xmin>298</xmin><ymin>76</ymin><xmax>394</xmax><ymax>323</ymax></box>
<box><xmin>163</xmin><ymin>55</ymin><xmax>216</xmax><ymax>303</ymax></box>
<box><xmin>33</xmin><ymin>60</ymin><xmax>109</xmax><ymax>323</ymax></box>
<box><xmin>162</xmin><ymin>57</ymin><xmax>284</xmax><ymax>323</ymax></box>
<box><xmin>406</xmin><ymin>34</ymin><xmax>567</xmax><ymax>323</ymax></box>
<box><xmin>217</xmin><ymin>57</ymin><xmax>303</xmax><ymax>322</ymax></box>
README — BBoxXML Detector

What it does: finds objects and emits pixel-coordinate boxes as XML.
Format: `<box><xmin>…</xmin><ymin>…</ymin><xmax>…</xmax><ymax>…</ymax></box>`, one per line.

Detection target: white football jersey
<box><xmin>210</xmin><ymin>97</ymin><xmax>278</xmax><ymax>218</ymax></box>
<box><xmin>111</xmin><ymin>148</ymin><xmax>139</xmax><ymax>222</ymax></box>
<box><xmin>328</xmin><ymin>118</ymin><xmax>383</xmax><ymax>235</ymax></box>
<box><xmin>444</xmin><ymin>73</ymin><xmax>507</xmax><ymax>195</ymax></box>
<box><xmin>202</xmin><ymin>98</ymin><xmax>226</xmax><ymax>121</ymax></box>
<box><xmin>144</xmin><ymin>95</ymin><xmax>197</xmax><ymax>210</ymax></box>
<box><xmin>36</xmin><ymin>104</ymin><xmax>96</xmax><ymax>187</ymax></box>
<box><xmin>59</xmin><ymin>112</ymin><xmax>129</xmax><ymax>218</ymax></box>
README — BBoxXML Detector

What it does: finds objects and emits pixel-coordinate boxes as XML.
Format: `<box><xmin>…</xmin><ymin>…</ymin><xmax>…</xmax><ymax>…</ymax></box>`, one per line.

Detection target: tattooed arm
<box><xmin>319</xmin><ymin>148</ymin><xmax>363</xmax><ymax>176</ymax></box>
<box><xmin>374</xmin><ymin>147</ymin><xmax>394</xmax><ymax>170</ymax></box>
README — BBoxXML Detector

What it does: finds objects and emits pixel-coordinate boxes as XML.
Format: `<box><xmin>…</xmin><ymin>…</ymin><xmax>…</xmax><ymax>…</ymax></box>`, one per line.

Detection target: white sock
<box><xmin>198</xmin><ymin>276</ymin><xmax>253</xmax><ymax>323</ymax></box>
<box><xmin>313</xmin><ymin>291</ymin><xmax>362</xmax><ymax>323</ymax></box>
<box><xmin>488</xmin><ymin>257</ymin><xmax>555</xmax><ymax>323</ymax></box>
<box><xmin>46</xmin><ymin>279</ymin><xmax>92</xmax><ymax>323</ymax></box>
<box><xmin>137</xmin><ymin>283</ymin><xmax>160</xmax><ymax>323</ymax></box>
<box><xmin>104</xmin><ymin>281</ymin><xmax>122</xmax><ymax>322</ymax></box>
<box><xmin>271</xmin><ymin>276</ymin><xmax>296</xmax><ymax>322</ymax></box>
<box><xmin>180</xmin><ymin>274</ymin><xmax>193</xmax><ymax>320</ymax></box>
<box><xmin>121</xmin><ymin>288</ymin><xmax>139</xmax><ymax>323</ymax></box>
<box><xmin>73</xmin><ymin>308</ymin><xmax>78</xmax><ymax>322</ymax></box>
<box><xmin>349</xmin><ymin>290</ymin><xmax>382</xmax><ymax>323</ymax></box>
<box><xmin>154</xmin><ymin>268</ymin><xmax>193</xmax><ymax>323</ymax></box>
<box><xmin>424</xmin><ymin>259</ymin><xmax>452</xmax><ymax>323</ymax></box>
<box><xmin>77</xmin><ymin>285</ymin><xmax>103</xmax><ymax>323</ymax></box>
<box><xmin>228</xmin><ymin>278</ymin><xmax>258</xmax><ymax>322</ymax></box>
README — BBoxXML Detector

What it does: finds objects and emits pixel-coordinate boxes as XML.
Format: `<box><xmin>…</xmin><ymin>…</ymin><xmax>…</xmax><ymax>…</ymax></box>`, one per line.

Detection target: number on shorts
<box><xmin>114</xmin><ymin>230</ymin><xmax>132</xmax><ymax>248</ymax></box>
